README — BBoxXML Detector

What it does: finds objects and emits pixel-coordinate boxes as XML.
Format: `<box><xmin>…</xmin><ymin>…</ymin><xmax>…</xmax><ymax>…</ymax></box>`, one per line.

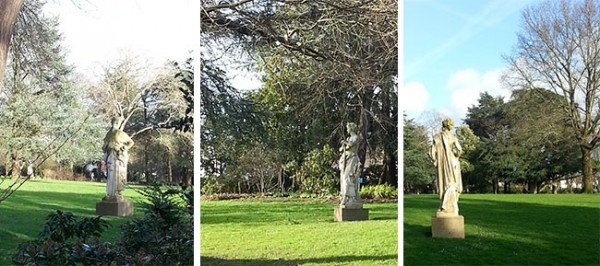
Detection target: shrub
<box><xmin>295</xmin><ymin>145</ymin><xmax>338</xmax><ymax>196</ymax></box>
<box><xmin>200</xmin><ymin>175</ymin><xmax>223</xmax><ymax>195</ymax></box>
<box><xmin>14</xmin><ymin>183</ymin><xmax>193</xmax><ymax>265</ymax></box>
<box><xmin>14</xmin><ymin>210</ymin><xmax>110</xmax><ymax>265</ymax></box>
<box><xmin>360</xmin><ymin>184</ymin><xmax>398</xmax><ymax>199</ymax></box>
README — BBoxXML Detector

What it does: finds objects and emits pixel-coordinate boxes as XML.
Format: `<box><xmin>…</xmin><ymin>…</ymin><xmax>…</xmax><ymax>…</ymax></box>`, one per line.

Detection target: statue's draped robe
<box><xmin>103</xmin><ymin>128</ymin><xmax>133</xmax><ymax>200</ymax></box>
<box><xmin>339</xmin><ymin>134</ymin><xmax>361</xmax><ymax>207</ymax></box>
<box><xmin>430</xmin><ymin>130</ymin><xmax>462</xmax><ymax>213</ymax></box>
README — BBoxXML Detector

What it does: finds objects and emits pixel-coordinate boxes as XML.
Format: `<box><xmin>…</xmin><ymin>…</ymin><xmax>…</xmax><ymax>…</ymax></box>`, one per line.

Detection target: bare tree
<box><xmin>503</xmin><ymin>0</ymin><xmax>600</xmax><ymax>193</ymax></box>
<box><xmin>0</xmin><ymin>0</ymin><xmax>24</xmax><ymax>91</ymax></box>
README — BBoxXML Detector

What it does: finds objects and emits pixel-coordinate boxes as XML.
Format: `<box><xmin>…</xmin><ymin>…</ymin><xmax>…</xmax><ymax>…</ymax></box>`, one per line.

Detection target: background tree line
<box><xmin>0</xmin><ymin>0</ymin><xmax>194</xmax><ymax>202</ymax></box>
<box><xmin>201</xmin><ymin>0</ymin><xmax>398</xmax><ymax>196</ymax></box>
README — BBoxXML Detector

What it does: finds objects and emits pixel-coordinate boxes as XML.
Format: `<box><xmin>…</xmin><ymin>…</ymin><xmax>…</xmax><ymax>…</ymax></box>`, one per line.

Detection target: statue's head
<box><xmin>442</xmin><ymin>118</ymin><xmax>454</xmax><ymax>131</ymax></box>
<box><xmin>111</xmin><ymin>116</ymin><xmax>124</xmax><ymax>129</ymax></box>
<box><xmin>346</xmin><ymin>122</ymin><xmax>357</xmax><ymax>134</ymax></box>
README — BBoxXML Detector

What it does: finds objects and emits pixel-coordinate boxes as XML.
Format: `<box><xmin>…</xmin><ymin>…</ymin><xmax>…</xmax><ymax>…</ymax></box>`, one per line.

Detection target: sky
<box><xmin>43</xmin><ymin>0</ymin><xmax>199</xmax><ymax>82</ymax></box>
<box><xmin>402</xmin><ymin>0</ymin><xmax>536</xmax><ymax>124</ymax></box>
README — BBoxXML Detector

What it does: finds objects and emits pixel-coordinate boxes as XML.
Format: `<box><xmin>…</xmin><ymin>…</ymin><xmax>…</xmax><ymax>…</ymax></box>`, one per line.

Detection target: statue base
<box><xmin>96</xmin><ymin>197</ymin><xmax>134</xmax><ymax>217</ymax></box>
<box><xmin>334</xmin><ymin>207</ymin><xmax>369</xmax><ymax>222</ymax></box>
<box><xmin>431</xmin><ymin>214</ymin><xmax>464</xmax><ymax>238</ymax></box>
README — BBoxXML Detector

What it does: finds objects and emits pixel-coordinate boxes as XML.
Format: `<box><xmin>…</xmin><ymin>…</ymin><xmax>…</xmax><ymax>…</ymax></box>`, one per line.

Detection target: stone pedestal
<box><xmin>334</xmin><ymin>207</ymin><xmax>369</xmax><ymax>222</ymax></box>
<box><xmin>96</xmin><ymin>197</ymin><xmax>134</xmax><ymax>216</ymax></box>
<box><xmin>432</xmin><ymin>215</ymin><xmax>464</xmax><ymax>238</ymax></box>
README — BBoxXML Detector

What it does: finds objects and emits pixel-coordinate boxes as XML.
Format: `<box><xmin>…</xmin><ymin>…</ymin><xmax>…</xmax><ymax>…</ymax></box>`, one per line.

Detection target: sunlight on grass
<box><xmin>201</xmin><ymin>199</ymin><xmax>398</xmax><ymax>266</ymax></box>
<box><xmin>0</xmin><ymin>179</ymin><xmax>145</xmax><ymax>264</ymax></box>
<box><xmin>404</xmin><ymin>194</ymin><xmax>600</xmax><ymax>266</ymax></box>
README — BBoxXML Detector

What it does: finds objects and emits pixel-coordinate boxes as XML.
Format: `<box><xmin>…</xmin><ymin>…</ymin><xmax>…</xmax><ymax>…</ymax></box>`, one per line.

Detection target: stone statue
<box><xmin>429</xmin><ymin>118</ymin><xmax>463</xmax><ymax>217</ymax></box>
<box><xmin>102</xmin><ymin>116</ymin><xmax>134</xmax><ymax>200</ymax></box>
<box><xmin>338</xmin><ymin>122</ymin><xmax>362</xmax><ymax>209</ymax></box>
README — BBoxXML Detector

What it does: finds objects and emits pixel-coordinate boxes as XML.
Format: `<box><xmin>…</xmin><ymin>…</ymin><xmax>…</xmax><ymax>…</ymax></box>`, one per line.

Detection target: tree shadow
<box><xmin>201</xmin><ymin>254</ymin><xmax>398</xmax><ymax>266</ymax></box>
<box><xmin>403</xmin><ymin>195</ymin><xmax>600</xmax><ymax>265</ymax></box>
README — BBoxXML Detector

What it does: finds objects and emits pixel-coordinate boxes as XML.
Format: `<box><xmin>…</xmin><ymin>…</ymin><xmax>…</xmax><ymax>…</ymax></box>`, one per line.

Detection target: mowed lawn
<box><xmin>404</xmin><ymin>194</ymin><xmax>600</xmax><ymax>266</ymax></box>
<box><xmin>0</xmin><ymin>179</ymin><xmax>145</xmax><ymax>265</ymax></box>
<box><xmin>201</xmin><ymin>199</ymin><xmax>398</xmax><ymax>266</ymax></box>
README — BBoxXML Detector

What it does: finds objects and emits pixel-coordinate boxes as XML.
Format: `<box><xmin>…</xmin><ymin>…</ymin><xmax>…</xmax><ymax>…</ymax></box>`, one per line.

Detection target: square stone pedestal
<box><xmin>334</xmin><ymin>207</ymin><xmax>369</xmax><ymax>222</ymax></box>
<box><xmin>96</xmin><ymin>197</ymin><xmax>134</xmax><ymax>216</ymax></box>
<box><xmin>432</xmin><ymin>215</ymin><xmax>464</xmax><ymax>238</ymax></box>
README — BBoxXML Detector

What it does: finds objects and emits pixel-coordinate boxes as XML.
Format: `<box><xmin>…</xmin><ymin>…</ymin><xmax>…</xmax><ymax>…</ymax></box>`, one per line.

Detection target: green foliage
<box><xmin>403</xmin><ymin>116</ymin><xmax>434</xmax><ymax>192</ymax></box>
<box><xmin>14</xmin><ymin>210</ymin><xmax>110</xmax><ymax>265</ymax></box>
<box><xmin>360</xmin><ymin>184</ymin><xmax>398</xmax><ymax>199</ymax></box>
<box><xmin>14</xmin><ymin>183</ymin><xmax>193</xmax><ymax>265</ymax></box>
<box><xmin>118</xmin><ymin>183</ymin><xmax>193</xmax><ymax>265</ymax></box>
<box><xmin>295</xmin><ymin>144</ymin><xmax>337</xmax><ymax>196</ymax></box>
<box><xmin>200</xmin><ymin>175</ymin><xmax>223</xmax><ymax>195</ymax></box>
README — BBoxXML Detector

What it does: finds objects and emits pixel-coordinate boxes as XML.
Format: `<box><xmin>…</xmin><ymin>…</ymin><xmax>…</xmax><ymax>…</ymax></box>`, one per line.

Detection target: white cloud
<box><xmin>444</xmin><ymin>68</ymin><xmax>511</xmax><ymax>121</ymax></box>
<box><xmin>402</xmin><ymin>81</ymin><xmax>430</xmax><ymax>115</ymax></box>
<box><xmin>44</xmin><ymin>1</ymin><xmax>198</xmax><ymax>81</ymax></box>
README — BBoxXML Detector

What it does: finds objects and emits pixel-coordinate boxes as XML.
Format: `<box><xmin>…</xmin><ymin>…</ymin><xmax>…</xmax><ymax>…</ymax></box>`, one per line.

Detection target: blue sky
<box><xmin>402</xmin><ymin>0</ymin><xmax>536</xmax><ymax>124</ymax></box>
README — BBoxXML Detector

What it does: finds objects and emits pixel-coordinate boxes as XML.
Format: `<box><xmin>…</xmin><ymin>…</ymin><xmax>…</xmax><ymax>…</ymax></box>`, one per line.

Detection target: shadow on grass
<box><xmin>201</xmin><ymin>254</ymin><xmax>397</xmax><ymax>266</ymax></box>
<box><xmin>0</xmin><ymin>189</ymin><xmax>145</xmax><ymax>265</ymax></box>
<box><xmin>404</xmin><ymin>195</ymin><xmax>600</xmax><ymax>266</ymax></box>
<box><xmin>201</xmin><ymin>200</ymin><xmax>397</xmax><ymax>225</ymax></box>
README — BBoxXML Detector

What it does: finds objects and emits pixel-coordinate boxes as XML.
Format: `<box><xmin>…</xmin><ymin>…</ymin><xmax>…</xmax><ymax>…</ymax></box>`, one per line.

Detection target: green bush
<box><xmin>360</xmin><ymin>184</ymin><xmax>398</xmax><ymax>199</ymax></box>
<box><xmin>15</xmin><ymin>183</ymin><xmax>193</xmax><ymax>265</ymax></box>
<box><xmin>295</xmin><ymin>144</ymin><xmax>338</xmax><ymax>196</ymax></box>
<box><xmin>201</xmin><ymin>176</ymin><xmax>223</xmax><ymax>195</ymax></box>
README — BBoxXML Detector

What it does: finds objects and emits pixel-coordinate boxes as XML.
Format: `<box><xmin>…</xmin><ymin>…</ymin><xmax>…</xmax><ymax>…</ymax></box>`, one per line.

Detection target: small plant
<box><xmin>360</xmin><ymin>184</ymin><xmax>398</xmax><ymax>199</ymax></box>
<box><xmin>14</xmin><ymin>210</ymin><xmax>110</xmax><ymax>265</ymax></box>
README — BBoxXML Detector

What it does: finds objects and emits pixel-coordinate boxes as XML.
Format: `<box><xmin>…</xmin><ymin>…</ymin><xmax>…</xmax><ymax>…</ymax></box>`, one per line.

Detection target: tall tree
<box><xmin>504</xmin><ymin>0</ymin><xmax>600</xmax><ymax>193</ymax></box>
<box><xmin>202</xmin><ymin>0</ymin><xmax>398</xmax><ymax>184</ymax></box>
<box><xmin>403</xmin><ymin>116</ymin><xmax>434</xmax><ymax>193</ymax></box>
<box><xmin>0</xmin><ymin>0</ymin><xmax>23</xmax><ymax>91</ymax></box>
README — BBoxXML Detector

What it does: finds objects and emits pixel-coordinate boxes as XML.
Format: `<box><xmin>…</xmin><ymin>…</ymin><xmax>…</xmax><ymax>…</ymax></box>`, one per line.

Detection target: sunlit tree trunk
<box><xmin>0</xmin><ymin>0</ymin><xmax>23</xmax><ymax>92</ymax></box>
<box><xmin>581</xmin><ymin>146</ymin><xmax>593</xmax><ymax>193</ymax></box>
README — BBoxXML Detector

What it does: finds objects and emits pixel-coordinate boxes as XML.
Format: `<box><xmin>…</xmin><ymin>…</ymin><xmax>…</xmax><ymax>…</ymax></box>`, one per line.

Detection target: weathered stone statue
<box><xmin>429</xmin><ymin>118</ymin><xmax>463</xmax><ymax>216</ymax></box>
<box><xmin>339</xmin><ymin>122</ymin><xmax>362</xmax><ymax>209</ymax></box>
<box><xmin>429</xmin><ymin>118</ymin><xmax>464</xmax><ymax>238</ymax></box>
<box><xmin>334</xmin><ymin>122</ymin><xmax>368</xmax><ymax>221</ymax></box>
<box><xmin>96</xmin><ymin>116</ymin><xmax>134</xmax><ymax>216</ymax></box>
<box><xmin>103</xmin><ymin>116</ymin><xmax>134</xmax><ymax>200</ymax></box>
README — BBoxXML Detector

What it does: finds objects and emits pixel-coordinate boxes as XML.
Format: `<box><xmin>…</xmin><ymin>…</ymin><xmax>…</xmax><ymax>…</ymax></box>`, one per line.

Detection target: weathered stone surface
<box><xmin>334</xmin><ymin>207</ymin><xmax>368</xmax><ymax>222</ymax></box>
<box><xmin>96</xmin><ymin>197</ymin><xmax>134</xmax><ymax>217</ymax></box>
<box><xmin>431</xmin><ymin>215</ymin><xmax>464</xmax><ymax>238</ymax></box>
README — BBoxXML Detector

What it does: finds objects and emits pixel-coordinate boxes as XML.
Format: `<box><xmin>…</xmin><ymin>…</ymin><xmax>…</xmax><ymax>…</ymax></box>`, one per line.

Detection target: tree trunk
<box><xmin>358</xmin><ymin>89</ymin><xmax>373</xmax><ymax>182</ymax></box>
<box><xmin>581</xmin><ymin>146</ymin><xmax>594</xmax><ymax>193</ymax></box>
<box><xmin>0</xmin><ymin>0</ymin><xmax>23</xmax><ymax>92</ymax></box>
<box><xmin>167</xmin><ymin>155</ymin><xmax>173</xmax><ymax>184</ymax></box>
<box><xmin>10</xmin><ymin>154</ymin><xmax>20</xmax><ymax>180</ymax></box>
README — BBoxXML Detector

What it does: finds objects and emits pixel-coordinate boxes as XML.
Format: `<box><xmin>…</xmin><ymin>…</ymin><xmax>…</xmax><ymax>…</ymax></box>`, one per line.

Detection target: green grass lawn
<box><xmin>404</xmin><ymin>194</ymin><xmax>600</xmax><ymax>266</ymax></box>
<box><xmin>201</xmin><ymin>199</ymin><xmax>398</xmax><ymax>266</ymax></box>
<box><xmin>0</xmin><ymin>179</ymin><xmax>145</xmax><ymax>265</ymax></box>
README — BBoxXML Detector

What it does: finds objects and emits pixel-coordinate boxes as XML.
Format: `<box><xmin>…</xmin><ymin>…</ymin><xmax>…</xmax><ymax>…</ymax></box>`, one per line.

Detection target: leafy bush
<box><xmin>15</xmin><ymin>183</ymin><xmax>193</xmax><ymax>265</ymax></box>
<box><xmin>200</xmin><ymin>175</ymin><xmax>223</xmax><ymax>195</ymax></box>
<box><xmin>360</xmin><ymin>184</ymin><xmax>398</xmax><ymax>199</ymax></box>
<box><xmin>118</xmin><ymin>183</ymin><xmax>193</xmax><ymax>265</ymax></box>
<box><xmin>295</xmin><ymin>145</ymin><xmax>338</xmax><ymax>196</ymax></box>
<box><xmin>14</xmin><ymin>210</ymin><xmax>110</xmax><ymax>265</ymax></box>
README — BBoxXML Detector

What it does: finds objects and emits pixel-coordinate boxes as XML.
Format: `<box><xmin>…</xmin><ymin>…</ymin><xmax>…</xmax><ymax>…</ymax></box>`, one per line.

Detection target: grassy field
<box><xmin>0</xmin><ymin>179</ymin><xmax>145</xmax><ymax>265</ymax></box>
<box><xmin>404</xmin><ymin>194</ymin><xmax>600</xmax><ymax>266</ymax></box>
<box><xmin>201</xmin><ymin>199</ymin><xmax>398</xmax><ymax>266</ymax></box>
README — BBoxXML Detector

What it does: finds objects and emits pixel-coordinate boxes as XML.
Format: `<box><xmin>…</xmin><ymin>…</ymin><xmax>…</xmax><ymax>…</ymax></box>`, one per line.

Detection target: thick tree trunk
<box><xmin>0</xmin><ymin>0</ymin><xmax>23</xmax><ymax>92</ymax></box>
<box><xmin>581</xmin><ymin>146</ymin><xmax>594</xmax><ymax>193</ymax></box>
<box><xmin>10</xmin><ymin>154</ymin><xmax>20</xmax><ymax>180</ymax></box>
